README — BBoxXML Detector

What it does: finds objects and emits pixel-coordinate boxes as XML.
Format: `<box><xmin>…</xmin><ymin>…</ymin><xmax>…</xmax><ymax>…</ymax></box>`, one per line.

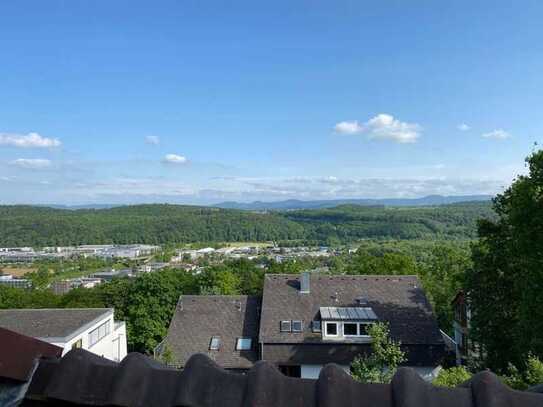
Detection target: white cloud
<box><xmin>365</xmin><ymin>114</ymin><xmax>421</xmax><ymax>143</ymax></box>
<box><xmin>457</xmin><ymin>123</ymin><xmax>470</xmax><ymax>131</ymax></box>
<box><xmin>163</xmin><ymin>154</ymin><xmax>188</xmax><ymax>164</ymax></box>
<box><xmin>214</xmin><ymin>175</ymin><xmax>503</xmax><ymax>201</ymax></box>
<box><xmin>482</xmin><ymin>129</ymin><xmax>511</xmax><ymax>140</ymax></box>
<box><xmin>0</xmin><ymin>132</ymin><xmax>61</xmax><ymax>148</ymax></box>
<box><xmin>145</xmin><ymin>136</ymin><xmax>160</xmax><ymax>145</ymax></box>
<box><xmin>334</xmin><ymin>114</ymin><xmax>421</xmax><ymax>143</ymax></box>
<box><xmin>10</xmin><ymin>158</ymin><xmax>52</xmax><ymax>169</ymax></box>
<box><xmin>334</xmin><ymin>121</ymin><xmax>363</xmax><ymax>135</ymax></box>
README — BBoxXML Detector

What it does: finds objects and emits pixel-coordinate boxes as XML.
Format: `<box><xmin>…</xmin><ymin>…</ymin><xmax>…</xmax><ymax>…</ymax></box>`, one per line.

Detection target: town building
<box><xmin>50</xmin><ymin>277</ymin><xmax>102</xmax><ymax>295</ymax></box>
<box><xmin>90</xmin><ymin>268</ymin><xmax>134</xmax><ymax>281</ymax></box>
<box><xmin>0</xmin><ymin>308</ymin><xmax>127</xmax><ymax>362</ymax></box>
<box><xmin>0</xmin><ymin>274</ymin><xmax>32</xmax><ymax>289</ymax></box>
<box><xmin>161</xmin><ymin>272</ymin><xmax>446</xmax><ymax>380</ymax></box>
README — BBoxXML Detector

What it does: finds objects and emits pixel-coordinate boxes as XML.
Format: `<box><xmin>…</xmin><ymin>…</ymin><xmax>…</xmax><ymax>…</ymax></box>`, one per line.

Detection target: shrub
<box><xmin>350</xmin><ymin>322</ymin><xmax>406</xmax><ymax>384</ymax></box>
<box><xmin>433</xmin><ymin>366</ymin><xmax>472</xmax><ymax>387</ymax></box>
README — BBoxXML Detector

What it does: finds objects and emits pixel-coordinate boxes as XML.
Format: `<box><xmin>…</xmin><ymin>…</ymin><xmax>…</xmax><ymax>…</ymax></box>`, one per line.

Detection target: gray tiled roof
<box><xmin>0</xmin><ymin>308</ymin><xmax>112</xmax><ymax>340</ymax></box>
<box><xmin>164</xmin><ymin>295</ymin><xmax>261</xmax><ymax>369</ymax></box>
<box><xmin>259</xmin><ymin>274</ymin><xmax>444</xmax><ymax>345</ymax></box>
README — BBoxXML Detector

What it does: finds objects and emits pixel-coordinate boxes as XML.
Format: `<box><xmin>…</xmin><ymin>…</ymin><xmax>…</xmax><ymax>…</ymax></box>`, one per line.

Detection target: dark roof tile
<box><xmin>259</xmin><ymin>274</ymin><xmax>443</xmax><ymax>345</ymax></box>
<box><xmin>21</xmin><ymin>349</ymin><xmax>543</xmax><ymax>407</ymax></box>
<box><xmin>163</xmin><ymin>295</ymin><xmax>260</xmax><ymax>369</ymax></box>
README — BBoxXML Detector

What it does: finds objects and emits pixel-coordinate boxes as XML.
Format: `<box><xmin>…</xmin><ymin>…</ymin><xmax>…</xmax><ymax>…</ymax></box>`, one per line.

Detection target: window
<box><xmin>280</xmin><ymin>320</ymin><xmax>292</xmax><ymax>332</ymax></box>
<box><xmin>71</xmin><ymin>339</ymin><xmax>82</xmax><ymax>349</ymax></box>
<box><xmin>209</xmin><ymin>336</ymin><xmax>220</xmax><ymax>350</ymax></box>
<box><xmin>325</xmin><ymin>322</ymin><xmax>338</xmax><ymax>336</ymax></box>
<box><xmin>292</xmin><ymin>320</ymin><xmax>303</xmax><ymax>332</ymax></box>
<box><xmin>236</xmin><ymin>338</ymin><xmax>252</xmax><ymax>350</ymax></box>
<box><xmin>359</xmin><ymin>323</ymin><xmax>371</xmax><ymax>336</ymax></box>
<box><xmin>312</xmin><ymin>320</ymin><xmax>321</xmax><ymax>332</ymax></box>
<box><xmin>89</xmin><ymin>320</ymin><xmax>110</xmax><ymax>347</ymax></box>
<box><xmin>343</xmin><ymin>323</ymin><xmax>358</xmax><ymax>336</ymax></box>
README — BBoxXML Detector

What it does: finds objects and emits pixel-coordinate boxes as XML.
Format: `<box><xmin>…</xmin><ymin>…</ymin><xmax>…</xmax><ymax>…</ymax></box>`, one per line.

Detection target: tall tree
<box><xmin>466</xmin><ymin>149</ymin><xmax>543</xmax><ymax>371</ymax></box>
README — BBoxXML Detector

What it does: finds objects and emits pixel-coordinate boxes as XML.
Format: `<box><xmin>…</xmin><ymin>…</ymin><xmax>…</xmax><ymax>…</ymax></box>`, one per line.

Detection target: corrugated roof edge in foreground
<box><xmin>22</xmin><ymin>349</ymin><xmax>543</xmax><ymax>407</ymax></box>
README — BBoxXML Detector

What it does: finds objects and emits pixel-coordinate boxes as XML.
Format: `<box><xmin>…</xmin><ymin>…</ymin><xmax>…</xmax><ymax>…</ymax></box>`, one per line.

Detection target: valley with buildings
<box><xmin>1</xmin><ymin>2</ymin><xmax>543</xmax><ymax>405</ymax></box>
<box><xmin>0</xmin><ymin>196</ymin><xmax>531</xmax><ymax>385</ymax></box>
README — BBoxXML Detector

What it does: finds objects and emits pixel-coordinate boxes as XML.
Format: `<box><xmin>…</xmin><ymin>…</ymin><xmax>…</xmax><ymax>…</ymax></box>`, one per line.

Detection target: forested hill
<box><xmin>0</xmin><ymin>202</ymin><xmax>495</xmax><ymax>246</ymax></box>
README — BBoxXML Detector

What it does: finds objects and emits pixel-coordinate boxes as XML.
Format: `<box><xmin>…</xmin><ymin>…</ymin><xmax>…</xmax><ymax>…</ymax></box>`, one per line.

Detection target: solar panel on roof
<box><xmin>346</xmin><ymin>308</ymin><xmax>357</xmax><ymax>319</ymax></box>
<box><xmin>365</xmin><ymin>308</ymin><xmax>378</xmax><ymax>320</ymax></box>
<box><xmin>319</xmin><ymin>306</ymin><xmax>378</xmax><ymax>321</ymax></box>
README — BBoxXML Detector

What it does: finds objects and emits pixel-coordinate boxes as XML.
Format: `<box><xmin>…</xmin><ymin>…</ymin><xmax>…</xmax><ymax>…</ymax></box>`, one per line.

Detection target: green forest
<box><xmin>3</xmin><ymin>149</ymin><xmax>543</xmax><ymax>389</ymax></box>
<box><xmin>0</xmin><ymin>201</ymin><xmax>494</xmax><ymax>247</ymax></box>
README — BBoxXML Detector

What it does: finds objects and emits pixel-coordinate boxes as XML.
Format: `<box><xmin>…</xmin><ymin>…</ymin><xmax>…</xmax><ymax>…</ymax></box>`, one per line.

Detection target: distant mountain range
<box><xmin>31</xmin><ymin>194</ymin><xmax>493</xmax><ymax>211</ymax></box>
<box><xmin>213</xmin><ymin>195</ymin><xmax>493</xmax><ymax>211</ymax></box>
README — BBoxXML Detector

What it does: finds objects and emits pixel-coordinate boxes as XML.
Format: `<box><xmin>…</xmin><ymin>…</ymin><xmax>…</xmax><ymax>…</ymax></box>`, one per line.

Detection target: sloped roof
<box><xmin>259</xmin><ymin>274</ymin><xmax>443</xmax><ymax>345</ymax></box>
<box><xmin>0</xmin><ymin>308</ymin><xmax>112</xmax><ymax>340</ymax></box>
<box><xmin>163</xmin><ymin>295</ymin><xmax>260</xmax><ymax>369</ymax></box>
<box><xmin>22</xmin><ymin>349</ymin><xmax>543</xmax><ymax>407</ymax></box>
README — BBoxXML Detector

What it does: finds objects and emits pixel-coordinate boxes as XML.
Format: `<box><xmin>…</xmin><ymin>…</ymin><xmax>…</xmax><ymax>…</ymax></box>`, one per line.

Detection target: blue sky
<box><xmin>1</xmin><ymin>0</ymin><xmax>542</xmax><ymax>205</ymax></box>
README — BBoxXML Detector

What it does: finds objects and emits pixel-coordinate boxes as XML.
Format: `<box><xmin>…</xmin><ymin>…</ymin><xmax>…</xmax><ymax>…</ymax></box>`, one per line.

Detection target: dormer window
<box><xmin>320</xmin><ymin>306</ymin><xmax>377</xmax><ymax>340</ymax></box>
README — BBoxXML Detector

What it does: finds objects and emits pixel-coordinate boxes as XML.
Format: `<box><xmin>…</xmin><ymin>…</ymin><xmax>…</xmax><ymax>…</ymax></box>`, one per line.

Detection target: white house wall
<box><xmin>48</xmin><ymin>315</ymin><xmax>127</xmax><ymax>362</ymax></box>
<box><xmin>300</xmin><ymin>364</ymin><xmax>441</xmax><ymax>381</ymax></box>
<box><xmin>301</xmin><ymin>364</ymin><xmax>350</xmax><ymax>379</ymax></box>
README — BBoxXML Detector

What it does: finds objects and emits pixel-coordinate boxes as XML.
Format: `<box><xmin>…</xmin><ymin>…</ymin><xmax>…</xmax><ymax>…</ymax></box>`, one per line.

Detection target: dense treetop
<box><xmin>466</xmin><ymin>149</ymin><xmax>543</xmax><ymax>372</ymax></box>
<box><xmin>0</xmin><ymin>202</ymin><xmax>494</xmax><ymax>247</ymax></box>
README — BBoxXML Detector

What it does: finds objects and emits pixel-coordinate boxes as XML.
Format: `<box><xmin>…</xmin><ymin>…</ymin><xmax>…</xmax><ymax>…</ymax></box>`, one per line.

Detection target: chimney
<box><xmin>300</xmin><ymin>272</ymin><xmax>310</xmax><ymax>294</ymax></box>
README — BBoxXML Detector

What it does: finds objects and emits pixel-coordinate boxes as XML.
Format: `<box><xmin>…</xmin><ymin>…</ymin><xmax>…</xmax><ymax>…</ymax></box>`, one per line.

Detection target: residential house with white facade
<box><xmin>0</xmin><ymin>308</ymin><xmax>127</xmax><ymax>362</ymax></box>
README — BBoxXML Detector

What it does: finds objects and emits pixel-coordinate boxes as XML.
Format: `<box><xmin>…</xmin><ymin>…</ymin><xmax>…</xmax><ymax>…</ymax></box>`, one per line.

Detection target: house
<box><xmin>162</xmin><ymin>272</ymin><xmax>446</xmax><ymax>380</ymax></box>
<box><xmin>50</xmin><ymin>277</ymin><xmax>102</xmax><ymax>295</ymax></box>
<box><xmin>0</xmin><ymin>308</ymin><xmax>127</xmax><ymax>362</ymax></box>
<box><xmin>160</xmin><ymin>295</ymin><xmax>260</xmax><ymax>372</ymax></box>
<box><xmin>259</xmin><ymin>273</ymin><xmax>445</xmax><ymax>379</ymax></box>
